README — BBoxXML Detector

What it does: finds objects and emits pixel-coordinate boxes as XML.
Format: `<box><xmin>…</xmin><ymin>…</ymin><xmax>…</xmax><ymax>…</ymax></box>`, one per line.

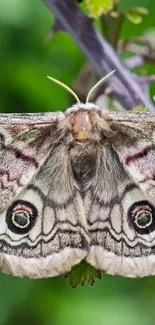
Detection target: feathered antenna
<box><xmin>47</xmin><ymin>70</ymin><xmax>115</xmax><ymax>104</ymax></box>
<box><xmin>86</xmin><ymin>70</ymin><xmax>115</xmax><ymax>103</ymax></box>
<box><xmin>47</xmin><ymin>76</ymin><xmax>80</xmax><ymax>103</ymax></box>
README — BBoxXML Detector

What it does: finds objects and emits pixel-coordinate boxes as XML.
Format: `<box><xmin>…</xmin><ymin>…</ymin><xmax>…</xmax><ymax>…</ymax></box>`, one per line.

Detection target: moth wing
<box><xmin>86</xmin><ymin>143</ymin><xmax>155</xmax><ymax>277</ymax></box>
<box><xmin>106</xmin><ymin>112</ymin><xmax>155</xmax><ymax>201</ymax></box>
<box><xmin>0</xmin><ymin>142</ymin><xmax>89</xmax><ymax>278</ymax></box>
<box><xmin>0</xmin><ymin>113</ymin><xmax>62</xmax><ymax>210</ymax></box>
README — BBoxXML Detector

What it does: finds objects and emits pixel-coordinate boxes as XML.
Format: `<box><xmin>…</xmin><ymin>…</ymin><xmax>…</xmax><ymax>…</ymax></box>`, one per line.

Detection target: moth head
<box><xmin>47</xmin><ymin>71</ymin><xmax>115</xmax><ymax>141</ymax></box>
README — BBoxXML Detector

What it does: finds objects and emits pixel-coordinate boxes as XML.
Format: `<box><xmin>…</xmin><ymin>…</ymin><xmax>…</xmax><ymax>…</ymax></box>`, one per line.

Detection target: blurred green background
<box><xmin>0</xmin><ymin>0</ymin><xmax>155</xmax><ymax>324</ymax></box>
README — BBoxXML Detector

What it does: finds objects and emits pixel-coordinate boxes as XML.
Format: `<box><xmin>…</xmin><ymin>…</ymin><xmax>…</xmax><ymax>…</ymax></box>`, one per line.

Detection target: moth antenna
<box><xmin>86</xmin><ymin>70</ymin><xmax>116</xmax><ymax>103</ymax></box>
<box><xmin>47</xmin><ymin>76</ymin><xmax>80</xmax><ymax>103</ymax></box>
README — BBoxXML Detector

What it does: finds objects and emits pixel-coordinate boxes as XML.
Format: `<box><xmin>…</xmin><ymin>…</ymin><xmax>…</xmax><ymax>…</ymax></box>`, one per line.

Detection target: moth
<box><xmin>0</xmin><ymin>70</ymin><xmax>155</xmax><ymax>279</ymax></box>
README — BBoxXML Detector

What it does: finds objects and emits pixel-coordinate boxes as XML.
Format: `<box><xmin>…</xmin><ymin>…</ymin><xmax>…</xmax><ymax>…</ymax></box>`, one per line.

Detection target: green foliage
<box><xmin>110</xmin><ymin>10</ymin><xmax>119</xmax><ymax>18</ymax></box>
<box><xmin>84</xmin><ymin>0</ymin><xmax>148</xmax><ymax>49</ymax></box>
<box><xmin>86</xmin><ymin>0</ymin><xmax>114</xmax><ymax>17</ymax></box>
<box><xmin>126</xmin><ymin>7</ymin><xmax>148</xmax><ymax>24</ymax></box>
<box><xmin>132</xmin><ymin>106</ymin><xmax>149</xmax><ymax>112</ymax></box>
<box><xmin>0</xmin><ymin>0</ymin><xmax>30</xmax><ymax>26</ymax></box>
<box><xmin>65</xmin><ymin>260</ymin><xmax>102</xmax><ymax>288</ymax></box>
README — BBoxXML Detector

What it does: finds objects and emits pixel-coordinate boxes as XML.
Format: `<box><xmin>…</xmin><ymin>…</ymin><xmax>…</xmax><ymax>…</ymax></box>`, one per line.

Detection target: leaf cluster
<box><xmin>85</xmin><ymin>0</ymin><xmax>148</xmax><ymax>24</ymax></box>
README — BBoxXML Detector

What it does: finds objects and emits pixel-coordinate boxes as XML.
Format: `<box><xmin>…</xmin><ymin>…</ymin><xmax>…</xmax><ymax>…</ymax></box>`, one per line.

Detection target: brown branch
<box><xmin>44</xmin><ymin>0</ymin><xmax>155</xmax><ymax>111</ymax></box>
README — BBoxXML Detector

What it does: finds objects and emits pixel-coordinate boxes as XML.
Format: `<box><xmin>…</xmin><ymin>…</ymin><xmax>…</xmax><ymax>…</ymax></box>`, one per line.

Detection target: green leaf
<box><xmin>132</xmin><ymin>106</ymin><xmax>149</xmax><ymax>112</ymax></box>
<box><xmin>86</xmin><ymin>0</ymin><xmax>114</xmax><ymax>18</ymax></box>
<box><xmin>126</xmin><ymin>7</ymin><xmax>148</xmax><ymax>24</ymax></box>
<box><xmin>133</xmin><ymin>7</ymin><xmax>148</xmax><ymax>15</ymax></box>
<box><xmin>110</xmin><ymin>10</ymin><xmax>119</xmax><ymax>18</ymax></box>
<box><xmin>65</xmin><ymin>260</ymin><xmax>102</xmax><ymax>288</ymax></box>
<box><xmin>126</xmin><ymin>12</ymin><xmax>142</xmax><ymax>24</ymax></box>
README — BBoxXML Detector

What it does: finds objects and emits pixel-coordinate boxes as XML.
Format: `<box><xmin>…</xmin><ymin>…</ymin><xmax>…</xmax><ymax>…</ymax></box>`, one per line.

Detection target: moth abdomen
<box><xmin>69</xmin><ymin>142</ymin><xmax>98</xmax><ymax>189</ymax></box>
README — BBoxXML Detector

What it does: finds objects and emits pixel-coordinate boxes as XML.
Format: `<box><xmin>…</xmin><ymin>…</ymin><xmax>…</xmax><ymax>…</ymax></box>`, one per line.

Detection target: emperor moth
<box><xmin>0</xmin><ymin>71</ymin><xmax>155</xmax><ymax>278</ymax></box>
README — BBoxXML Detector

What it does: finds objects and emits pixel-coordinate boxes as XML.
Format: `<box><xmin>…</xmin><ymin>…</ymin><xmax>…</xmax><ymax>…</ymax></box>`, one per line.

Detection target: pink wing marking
<box><xmin>0</xmin><ymin>169</ymin><xmax>23</xmax><ymax>187</ymax></box>
<box><xmin>124</xmin><ymin>144</ymin><xmax>155</xmax><ymax>186</ymax></box>
<box><xmin>125</xmin><ymin>145</ymin><xmax>155</xmax><ymax>166</ymax></box>
<box><xmin>15</xmin><ymin>149</ymin><xmax>39</xmax><ymax>168</ymax></box>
